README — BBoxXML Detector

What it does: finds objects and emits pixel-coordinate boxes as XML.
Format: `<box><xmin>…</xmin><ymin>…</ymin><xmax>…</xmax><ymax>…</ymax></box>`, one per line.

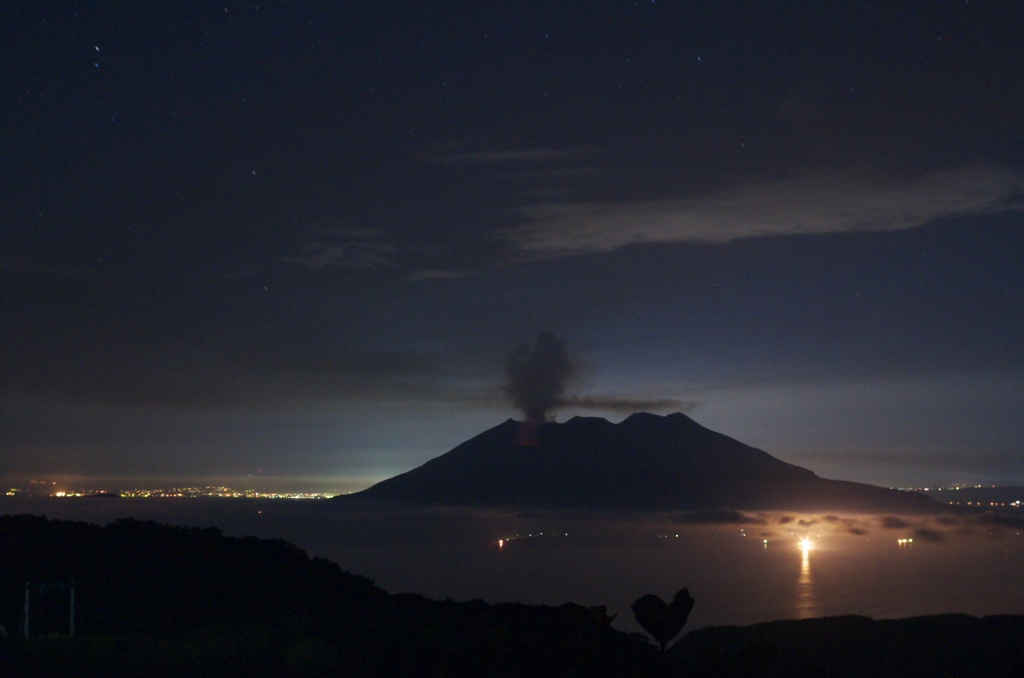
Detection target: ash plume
<box><xmin>504</xmin><ymin>333</ymin><xmax>574</xmax><ymax>423</ymax></box>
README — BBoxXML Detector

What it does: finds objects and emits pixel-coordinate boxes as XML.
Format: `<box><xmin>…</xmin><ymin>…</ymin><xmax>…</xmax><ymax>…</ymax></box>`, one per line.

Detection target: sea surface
<box><xmin>5</xmin><ymin>496</ymin><xmax>1023</xmax><ymax>634</ymax></box>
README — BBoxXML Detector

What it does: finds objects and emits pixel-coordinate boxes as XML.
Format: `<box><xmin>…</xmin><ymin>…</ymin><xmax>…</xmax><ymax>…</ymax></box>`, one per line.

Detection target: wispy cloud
<box><xmin>499</xmin><ymin>166</ymin><xmax>1024</xmax><ymax>258</ymax></box>
<box><xmin>286</xmin><ymin>229</ymin><xmax>398</xmax><ymax>271</ymax></box>
<box><xmin>557</xmin><ymin>395</ymin><xmax>695</xmax><ymax>413</ymax></box>
<box><xmin>0</xmin><ymin>337</ymin><xmax>436</xmax><ymax>410</ymax></box>
<box><xmin>429</xmin><ymin>145</ymin><xmax>601</xmax><ymax>193</ymax></box>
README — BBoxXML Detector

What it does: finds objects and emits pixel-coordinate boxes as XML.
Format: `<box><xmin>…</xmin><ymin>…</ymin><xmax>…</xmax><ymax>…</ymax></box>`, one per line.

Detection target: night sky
<box><xmin>4</xmin><ymin>2</ymin><xmax>1023</xmax><ymax>491</ymax></box>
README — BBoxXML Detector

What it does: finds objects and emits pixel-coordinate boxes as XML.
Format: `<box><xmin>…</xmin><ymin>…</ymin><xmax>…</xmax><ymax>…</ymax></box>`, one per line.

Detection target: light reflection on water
<box><xmin>5</xmin><ymin>497</ymin><xmax>1024</xmax><ymax>634</ymax></box>
<box><xmin>796</xmin><ymin>538</ymin><xmax>816</xmax><ymax>619</ymax></box>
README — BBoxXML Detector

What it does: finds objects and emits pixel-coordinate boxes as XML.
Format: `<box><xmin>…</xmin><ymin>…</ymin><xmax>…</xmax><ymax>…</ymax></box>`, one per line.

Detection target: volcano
<box><xmin>344</xmin><ymin>412</ymin><xmax>939</xmax><ymax>513</ymax></box>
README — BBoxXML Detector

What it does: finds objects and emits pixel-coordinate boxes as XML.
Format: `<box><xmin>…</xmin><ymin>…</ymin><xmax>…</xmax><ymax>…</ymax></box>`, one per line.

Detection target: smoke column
<box><xmin>504</xmin><ymin>332</ymin><xmax>574</xmax><ymax>423</ymax></box>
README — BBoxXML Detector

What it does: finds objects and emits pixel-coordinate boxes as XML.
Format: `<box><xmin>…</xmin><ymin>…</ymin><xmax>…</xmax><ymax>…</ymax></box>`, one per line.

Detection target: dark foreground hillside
<box><xmin>671</xmin><ymin>614</ymin><xmax>1024</xmax><ymax>677</ymax></box>
<box><xmin>0</xmin><ymin>515</ymin><xmax>666</xmax><ymax>677</ymax></box>
<box><xmin>2</xmin><ymin>514</ymin><xmax>1021</xmax><ymax>677</ymax></box>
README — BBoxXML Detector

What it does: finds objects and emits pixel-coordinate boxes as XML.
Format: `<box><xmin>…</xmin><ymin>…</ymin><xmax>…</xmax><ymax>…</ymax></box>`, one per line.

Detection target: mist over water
<box><xmin>6</xmin><ymin>497</ymin><xmax>1023</xmax><ymax>634</ymax></box>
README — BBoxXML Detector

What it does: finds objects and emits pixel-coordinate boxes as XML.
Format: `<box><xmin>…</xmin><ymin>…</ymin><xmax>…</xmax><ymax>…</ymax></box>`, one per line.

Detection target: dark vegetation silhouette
<box><xmin>671</xmin><ymin>614</ymin><xmax>1024</xmax><ymax>677</ymax></box>
<box><xmin>0</xmin><ymin>515</ymin><xmax>672</xmax><ymax>677</ymax></box>
<box><xmin>632</xmin><ymin>588</ymin><xmax>695</xmax><ymax>653</ymax></box>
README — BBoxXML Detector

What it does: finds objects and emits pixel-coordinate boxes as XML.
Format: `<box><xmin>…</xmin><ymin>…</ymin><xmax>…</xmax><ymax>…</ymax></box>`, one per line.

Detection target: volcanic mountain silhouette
<box><xmin>349</xmin><ymin>412</ymin><xmax>939</xmax><ymax>513</ymax></box>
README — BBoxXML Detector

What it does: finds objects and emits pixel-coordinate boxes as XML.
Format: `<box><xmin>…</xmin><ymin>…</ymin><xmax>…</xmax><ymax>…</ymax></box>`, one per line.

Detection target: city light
<box><xmin>5</xmin><ymin>482</ymin><xmax>341</xmax><ymax>500</ymax></box>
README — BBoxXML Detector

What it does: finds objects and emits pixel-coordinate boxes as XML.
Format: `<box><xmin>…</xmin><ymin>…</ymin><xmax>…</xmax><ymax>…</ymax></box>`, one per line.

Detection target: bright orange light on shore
<box><xmin>800</xmin><ymin>537</ymin><xmax>813</xmax><ymax>552</ymax></box>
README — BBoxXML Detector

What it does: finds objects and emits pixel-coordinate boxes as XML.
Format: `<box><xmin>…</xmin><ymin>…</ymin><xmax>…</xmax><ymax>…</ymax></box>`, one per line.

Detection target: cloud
<box><xmin>499</xmin><ymin>166</ymin><xmax>1024</xmax><ymax>258</ymax></box>
<box><xmin>0</xmin><ymin>287</ymin><xmax>438</xmax><ymax>410</ymax></box>
<box><xmin>428</xmin><ymin>145</ymin><xmax>601</xmax><ymax>190</ymax></box>
<box><xmin>286</xmin><ymin>229</ymin><xmax>398</xmax><ymax>271</ymax></box>
<box><xmin>880</xmin><ymin>516</ymin><xmax>911</xmax><ymax>529</ymax></box>
<box><xmin>912</xmin><ymin>527</ymin><xmax>945</xmax><ymax>543</ymax></box>
<box><xmin>0</xmin><ymin>343</ymin><xmax>435</xmax><ymax>411</ymax></box>
<box><xmin>670</xmin><ymin>509</ymin><xmax>766</xmax><ymax>525</ymax></box>
<box><xmin>972</xmin><ymin>511</ymin><xmax>1024</xmax><ymax>529</ymax></box>
<box><xmin>556</xmin><ymin>395</ymin><xmax>695</xmax><ymax>413</ymax></box>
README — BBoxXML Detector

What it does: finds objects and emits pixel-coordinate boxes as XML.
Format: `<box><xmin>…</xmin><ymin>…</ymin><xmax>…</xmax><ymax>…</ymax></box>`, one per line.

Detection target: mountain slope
<box><xmin>347</xmin><ymin>412</ymin><xmax>938</xmax><ymax>513</ymax></box>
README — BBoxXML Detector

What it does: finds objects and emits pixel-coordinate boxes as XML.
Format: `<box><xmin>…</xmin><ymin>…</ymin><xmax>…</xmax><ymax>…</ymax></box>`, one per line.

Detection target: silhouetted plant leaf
<box><xmin>631</xmin><ymin>587</ymin><xmax>694</xmax><ymax>651</ymax></box>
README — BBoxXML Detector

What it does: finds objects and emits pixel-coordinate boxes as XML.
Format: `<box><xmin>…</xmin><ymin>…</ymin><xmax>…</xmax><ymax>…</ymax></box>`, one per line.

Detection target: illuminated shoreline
<box><xmin>4</xmin><ymin>484</ymin><xmax>340</xmax><ymax>500</ymax></box>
